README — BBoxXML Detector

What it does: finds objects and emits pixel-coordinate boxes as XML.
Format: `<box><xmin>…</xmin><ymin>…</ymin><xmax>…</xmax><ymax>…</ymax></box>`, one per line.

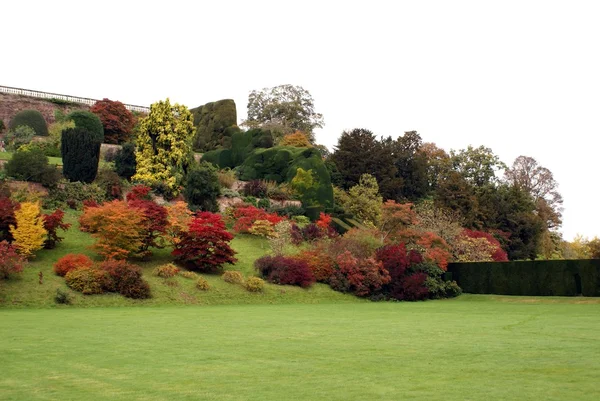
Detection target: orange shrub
<box><xmin>53</xmin><ymin>254</ymin><xmax>94</xmax><ymax>277</ymax></box>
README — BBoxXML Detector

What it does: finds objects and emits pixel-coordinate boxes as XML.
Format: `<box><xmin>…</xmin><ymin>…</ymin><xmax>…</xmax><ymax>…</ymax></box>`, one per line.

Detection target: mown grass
<box><xmin>0</xmin><ymin>151</ymin><xmax>62</xmax><ymax>165</ymax></box>
<box><xmin>1</xmin><ymin>298</ymin><xmax>599</xmax><ymax>401</ymax></box>
<box><xmin>0</xmin><ymin>210</ymin><xmax>361</xmax><ymax>308</ymax></box>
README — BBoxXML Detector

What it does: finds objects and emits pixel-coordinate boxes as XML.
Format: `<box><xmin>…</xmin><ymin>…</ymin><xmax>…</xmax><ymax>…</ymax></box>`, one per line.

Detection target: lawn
<box><xmin>0</xmin><ymin>151</ymin><xmax>62</xmax><ymax>165</ymax></box>
<box><xmin>1</xmin><ymin>297</ymin><xmax>599</xmax><ymax>401</ymax></box>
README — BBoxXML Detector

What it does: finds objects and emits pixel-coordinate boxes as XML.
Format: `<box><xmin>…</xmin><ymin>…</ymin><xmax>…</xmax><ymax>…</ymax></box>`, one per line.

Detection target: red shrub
<box><xmin>99</xmin><ymin>259</ymin><xmax>151</xmax><ymax>299</ymax></box>
<box><xmin>90</xmin><ymin>98</ymin><xmax>136</xmax><ymax>144</ymax></box>
<box><xmin>126</xmin><ymin>184</ymin><xmax>153</xmax><ymax>202</ymax></box>
<box><xmin>462</xmin><ymin>229</ymin><xmax>508</xmax><ymax>262</ymax></box>
<box><xmin>128</xmin><ymin>198</ymin><xmax>169</xmax><ymax>252</ymax></box>
<box><xmin>330</xmin><ymin>251</ymin><xmax>391</xmax><ymax>297</ymax></box>
<box><xmin>316</xmin><ymin>212</ymin><xmax>332</xmax><ymax>229</ymax></box>
<box><xmin>53</xmin><ymin>254</ymin><xmax>94</xmax><ymax>277</ymax></box>
<box><xmin>254</xmin><ymin>255</ymin><xmax>315</xmax><ymax>288</ymax></box>
<box><xmin>295</xmin><ymin>242</ymin><xmax>335</xmax><ymax>283</ymax></box>
<box><xmin>229</xmin><ymin>205</ymin><xmax>284</xmax><ymax>234</ymax></box>
<box><xmin>375</xmin><ymin>243</ymin><xmax>423</xmax><ymax>280</ymax></box>
<box><xmin>42</xmin><ymin>209</ymin><xmax>71</xmax><ymax>249</ymax></box>
<box><xmin>0</xmin><ymin>241</ymin><xmax>26</xmax><ymax>279</ymax></box>
<box><xmin>172</xmin><ymin>212</ymin><xmax>237</xmax><ymax>272</ymax></box>
<box><xmin>0</xmin><ymin>197</ymin><xmax>19</xmax><ymax>242</ymax></box>
<box><xmin>393</xmin><ymin>272</ymin><xmax>429</xmax><ymax>301</ymax></box>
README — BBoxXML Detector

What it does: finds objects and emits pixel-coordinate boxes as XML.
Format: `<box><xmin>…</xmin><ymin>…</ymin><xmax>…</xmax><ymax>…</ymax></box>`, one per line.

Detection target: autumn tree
<box><xmin>133</xmin><ymin>98</ymin><xmax>194</xmax><ymax>196</ymax></box>
<box><xmin>90</xmin><ymin>98</ymin><xmax>136</xmax><ymax>144</ymax></box>
<box><xmin>420</xmin><ymin>142</ymin><xmax>453</xmax><ymax>191</ymax></box>
<box><xmin>413</xmin><ymin>200</ymin><xmax>463</xmax><ymax>245</ymax></box>
<box><xmin>243</xmin><ymin>84</ymin><xmax>324</xmax><ymax>143</ymax></box>
<box><xmin>280</xmin><ymin>131</ymin><xmax>312</xmax><ymax>147</ymax></box>
<box><xmin>10</xmin><ymin>202</ymin><xmax>47</xmax><ymax>258</ymax></box>
<box><xmin>379</xmin><ymin>200</ymin><xmax>418</xmax><ymax>242</ymax></box>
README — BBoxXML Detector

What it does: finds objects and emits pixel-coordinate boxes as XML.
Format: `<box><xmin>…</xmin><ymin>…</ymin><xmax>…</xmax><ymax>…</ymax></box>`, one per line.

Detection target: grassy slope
<box><xmin>0</xmin><ymin>210</ymin><xmax>361</xmax><ymax>308</ymax></box>
<box><xmin>1</xmin><ymin>298</ymin><xmax>599</xmax><ymax>401</ymax></box>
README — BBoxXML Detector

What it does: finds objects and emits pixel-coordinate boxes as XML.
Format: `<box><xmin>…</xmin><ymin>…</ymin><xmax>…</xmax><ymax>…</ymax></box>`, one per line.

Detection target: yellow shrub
<box><xmin>196</xmin><ymin>277</ymin><xmax>210</xmax><ymax>291</ymax></box>
<box><xmin>222</xmin><ymin>270</ymin><xmax>244</xmax><ymax>284</ymax></box>
<box><xmin>245</xmin><ymin>276</ymin><xmax>265</xmax><ymax>292</ymax></box>
<box><xmin>10</xmin><ymin>201</ymin><xmax>47</xmax><ymax>258</ymax></box>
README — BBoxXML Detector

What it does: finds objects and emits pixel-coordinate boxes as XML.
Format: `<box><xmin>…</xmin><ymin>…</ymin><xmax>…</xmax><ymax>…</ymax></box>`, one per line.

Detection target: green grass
<box><xmin>1</xmin><ymin>298</ymin><xmax>599</xmax><ymax>400</ymax></box>
<box><xmin>0</xmin><ymin>151</ymin><xmax>62</xmax><ymax>165</ymax></box>
<box><xmin>0</xmin><ymin>210</ymin><xmax>361</xmax><ymax>308</ymax></box>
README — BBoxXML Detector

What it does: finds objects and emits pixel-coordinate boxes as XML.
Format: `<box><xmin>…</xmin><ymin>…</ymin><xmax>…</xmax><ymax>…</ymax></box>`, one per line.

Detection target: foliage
<box><xmin>65</xmin><ymin>267</ymin><xmax>109</xmax><ymax>295</ymax></box>
<box><xmin>269</xmin><ymin>220</ymin><xmax>293</xmax><ymax>255</ymax></box>
<box><xmin>190</xmin><ymin>99</ymin><xmax>238</xmax><ymax>152</ymax></box>
<box><xmin>114</xmin><ymin>142</ymin><xmax>137</xmax><ymax>180</ymax></box>
<box><xmin>345</xmin><ymin>174</ymin><xmax>383</xmax><ymax>226</ymax></box>
<box><xmin>180</xmin><ymin>271</ymin><xmax>198</xmax><ymax>279</ymax></box>
<box><xmin>42</xmin><ymin>209</ymin><xmax>71</xmax><ymax>249</ymax></box>
<box><xmin>45</xmin><ymin>181</ymin><xmax>106</xmax><ymax>210</ymax></box>
<box><xmin>217</xmin><ymin>168</ymin><xmax>237</xmax><ymax>189</ymax></box>
<box><xmin>0</xmin><ymin>196</ymin><xmax>18</xmax><ymax>242</ymax></box>
<box><xmin>67</xmin><ymin>111</ymin><xmax>104</xmax><ymax>142</ymax></box>
<box><xmin>99</xmin><ymin>259</ymin><xmax>151</xmax><ymax>299</ymax></box>
<box><xmin>290</xmin><ymin>167</ymin><xmax>319</xmax><ymax>206</ymax></box>
<box><xmin>379</xmin><ymin>200</ymin><xmax>418</xmax><ymax>242</ymax></box>
<box><xmin>394</xmin><ymin>272</ymin><xmax>429</xmax><ymax>301</ymax></box>
<box><xmin>182</xmin><ymin>161</ymin><xmax>221</xmax><ymax>212</ymax></box>
<box><xmin>47</xmin><ymin>119</ymin><xmax>75</xmax><ymax>154</ymax></box>
<box><xmin>329</xmin><ymin>251</ymin><xmax>391</xmax><ymax>297</ymax></box>
<box><xmin>254</xmin><ymin>255</ymin><xmax>315</xmax><ymax>288</ymax></box>
<box><xmin>243</xmin><ymin>84</ymin><xmax>324</xmax><ymax>143</ymax></box>
<box><xmin>459</xmin><ymin>229</ymin><xmax>508</xmax><ymax>262</ymax></box>
<box><xmin>242</xmin><ymin>179</ymin><xmax>268</xmax><ymax>197</ymax></box>
<box><xmin>172</xmin><ymin>212</ymin><xmax>237</xmax><ymax>272</ymax></box>
<box><xmin>196</xmin><ymin>277</ymin><xmax>210</xmax><ymax>290</ymax></box>
<box><xmin>133</xmin><ymin>98</ymin><xmax>194</xmax><ymax>196</ymax></box>
<box><xmin>54</xmin><ymin>288</ymin><xmax>72</xmax><ymax>305</ymax></box>
<box><xmin>280</xmin><ymin>131</ymin><xmax>312</xmax><ymax>147</ymax></box>
<box><xmin>249</xmin><ymin>219</ymin><xmax>277</xmax><ymax>240</ymax></box>
<box><xmin>0</xmin><ymin>241</ymin><xmax>26</xmax><ymax>279</ymax></box>
<box><xmin>4</xmin><ymin>125</ymin><xmax>35</xmax><ymax>151</ymax></box>
<box><xmin>295</xmin><ymin>242</ymin><xmax>336</xmax><ymax>283</ymax></box>
<box><xmin>10</xmin><ymin>201</ymin><xmax>47</xmax><ymax>258</ymax></box>
<box><xmin>53</xmin><ymin>253</ymin><xmax>94</xmax><ymax>277</ymax></box>
<box><xmin>451</xmin><ymin>145</ymin><xmax>506</xmax><ymax>187</ymax></box>
<box><xmin>329</xmin><ymin>228</ymin><xmax>384</xmax><ymax>260</ymax></box>
<box><xmin>413</xmin><ymin>200</ymin><xmax>463</xmax><ymax>245</ymax></box>
<box><xmin>5</xmin><ymin>148</ymin><xmax>60</xmax><ymax>188</ymax></box>
<box><xmin>8</xmin><ymin>109</ymin><xmax>48</xmax><ymax>136</ymax></box>
<box><xmin>227</xmin><ymin>204</ymin><xmax>284</xmax><ymax>234</ymax></box>
<box><xmin>127</xmin><ymin>189</ymin><xmax>169</xmax><ymax>254</ymax></box>
<box><xmin>61</xmin><ymin>127</ymin><xmax>102</xmax><ymax>183</ymax></box>
<box><xmin>79</xmin><ymin>200</ymin><xmax>146</xmax><ymax>259</ymax></box>
<box><xmin>94</xmin><ymin>169</ymin><xmax>123</xmax><ymax>200</ymax></box>
<box><xmin>165</xmin><ymin>201</ymin><xmax>193</xmax><ymax>246</ymax></box>
<box><xmin>90</xmin><ymin>98</ymin><xmax>136</xmax><ymax>144</ymax></box>
<box><xmin>222</xmin><ymin>270</ymin><xmax>245</xmax><ymax>284</ymax></box>
<box><xmin>245</xmin><ymin>276</ymin><xmax>265</xmax><ymax>292</ymax></box>
<box><xmin>153</xmin><ymin>263</ymin><xmax>180</xmax><ymax>278</ymax></box>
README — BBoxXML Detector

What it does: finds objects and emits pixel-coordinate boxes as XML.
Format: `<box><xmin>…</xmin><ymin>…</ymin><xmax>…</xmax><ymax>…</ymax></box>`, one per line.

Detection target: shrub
<box><xmin>227</xmin><ymin>204</ymin><xmax>284</xmax><ymax>234</ymax></box>
<box><xmin>99</xmin><ymin>259</ymin><xmax>151</xmax><ymax>299</ymax></box>
<box><xmin>257</xmin><ymin>198</ymin><xmax>270</xmax><ymax>210</ymax></box>
<box><xmin>280</xmin><ymin>131</ymin><xmax>312</xmax><ymax>147</ymax></box>
<box><xmin>180</xmin><ymin>271</ymin><xmax>198</xmax><ymax>279</ymax></box>
<box><xmin>62</xmin><ymin>127</ymin><xmax>102</xmax><ymax>183</ymax></box>
<box><xmin>0</xmin><ymin>196</ymin><xmax>18</xmax><ymax>242</ymax></box>
<box><xmin>153</xmin><ymin>263</ymin><xmax>180</xmax><ymax>278</ymax></box>
<box><xmin>42</xmin><ymin>209</ymin><xmax>71</xmax><ymax>249</ymax></box>
<box><xmin>90</xmin><ymin>98</ymin><xmax>135</xmax><ymax>144</ymax></box>
<box><xmin>292</xmin><ymin>215</ymin><xmax>310</xmax><ymax>227</ymax></box>
<box><xmin>217</xmin><ymin>168</ymin><xmax>236</xmax><ymax>189</ymax></box>
<box><xmin>65</xmin><ymin>267</ymin><xmax>109</xmax><ymax>295</ymax></box>
<box><xmin>48</xmin><ymin>119</ymin><xmax>75</xmax><ymax>153</ymax></box>
<box><xmin>196</xmin><ymin>277</ymin><xmax>210</xmax><ymax>291</ymax></box>
<box><xmin>269</xmin><ymin>220</ymin><xmax>293</xmax><ymax>255</ymax></box>
<box><xmin>8</xmin><ymin>109</ymin><xmax>48</xmax><ymax>136</ymax></box>
<box><xmin>67</xmin><ymin>110</ymin><xmax>104</xmax><ymax>142</ymax></box>
<box><xmin>245</xmin><ymin>276</ymin><xmax>265</xmax><ymax>292</ymax></box>
<box><xmin>5</xmin><ymin>148</ymin><xmax>59</xmax><ymax>187</ymax></box>
<box><xmin>4</xmin><ymin>125</ymin><xmax>35</xmax><ymax>151</ymax></box>
<box><xmin>222</xmin><ymin>270</ymin><xmax>244</xmax><ymax>284</ymax></box>
<box><xmin>10</xmin><ymin>201</ymin><xmax>47</xmax><ymax>258</ymax></box>
<box><xmin>94</xmin><ymin>169</ymin><xmax>123</xmax><ymax>200</ymax></box>
<box><xmin>254</xmin><ymin>255</ymin><xmax>315</xmax><ymax>288</ymax></box>
<box><xmin>19</xmin><ymin>140</ymin><xmax>61</xmax><ymax>157</ymax></box>
<box><xmin>375</xmin><ymin>243</ymin><xmax>423</xmax><ymax>282</ymax></box>
<box><xmin>127</xmin><ymin>190</ymin><xmax>169</xmax><ymax>255</ymax></box>
<box><xmin>45</xmin><ymin>181</ymin><xmax>106</xmax><ymax>210</ymax></box>
<box><xmin>165</xmin><ymin>201</ymin><xmax>193</xmax><ymax>246</ymax></box>
<box><xmin>242</xmin><ymin>180</ymin><xmax>268</xmax><ymax>198</ymax></box>
<box><xmin>249</xmin><ymin>219</ymin><xmax>277</xmax><ymax>240</ymax></box>
<box><xmin>393</xmin><ymin>272</ymin><xmax>429</xmax><ymax>301</ymax></box>
<box><xmin>172</xmin><ymin>212</ymin><xmax>237</xmax><ymax>272</ymax></box>
<box><xmin>328</xmin><ymin>228</ymin><xmax>383</xmax><ymax>260</ymax></box>
<box><xmin>295</xmin><ymin>242</ymin><xmax>335</xmax><ymax>283</ymax></box>
<box><xmin>114</xmin><ymin>142</ymin><xmax>137</xmax><ymax>180</ymax></box>
<box><xmin>0</xmin><ymin>241</ymin><xmax>26</xmax><ymax>279</ymax></box>
<box><xmin>329</xmin><ymin>251</ymin><xmax>391</xmax><ymax>297</ymax></box>
<box><xmin>221</xmin><ymin>188</ymin><xmax>240</xmax><ymax>198</ymax></box>
<box><xmin>53</xmin><ymin>254</ymin><xmax>94</xmax><ymax>277</ymax></box>
<box><xmin>54</xmin><ymin>289</ymin><xmax>72</xmax><ymax>305</ymax></box>
<box><xmin>183</xmin><ymin>162</ymin><xmax>220</xmax><ymax>212</ymax></box>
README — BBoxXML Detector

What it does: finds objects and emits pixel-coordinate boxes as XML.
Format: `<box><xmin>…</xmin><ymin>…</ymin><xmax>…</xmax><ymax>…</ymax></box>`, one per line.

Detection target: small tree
<box><xmin>90</xmin><ymin>98</ymin><xmax>136</xmax><ymax>144</ymax></box>
<box><xmin>42</xmin><ymin>209</ymin><xmax>71</xmax><ymax>249</ymax></box>
<box><xmin>114</xmin><ymin>142</ymin><xmax>137</xmax><ymax>180</ymax></box>
<box><xmin>183</xmin><ymin>162</ymin><xmax>220</xmax><ymax>212</ymax></box>
<box><xmin>10</xmin><ymin>202</ymin><xmax>47</xmax><ymax>258</ymax></box>
<box><xmin>345</xmin><ymin>174</ymin><xmax>383</xmax><ymax>226</ymax></box>
<box><xmin>0</xmin><ymin>241</ymin><xmax>26</xmax><ymax>279</ymax></box>
<box><xmin>62</xmin><ymin>127</ymin><xmax>102</xmax><ymax>183</ymax></box>
<box><xmin>290</xmin><ymin>167</ymin><xmax>319</xmax><ymax>206</ymax></box>
<box><xmin>4</xmin><ymin>125</ymin><xmax>35</xmax><ymax>151</ymax></box>
<box><xmin>280</xmin><ymin>131</ymin><xmax>312</xmax><ymax>147</ymax></box>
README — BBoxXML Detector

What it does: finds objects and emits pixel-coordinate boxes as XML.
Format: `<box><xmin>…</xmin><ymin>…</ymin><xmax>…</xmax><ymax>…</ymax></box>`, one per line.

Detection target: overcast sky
<box><xmin>3</xmin><ymin>0</ymin><xmax>599</xmax><ymax>241</ymax></box>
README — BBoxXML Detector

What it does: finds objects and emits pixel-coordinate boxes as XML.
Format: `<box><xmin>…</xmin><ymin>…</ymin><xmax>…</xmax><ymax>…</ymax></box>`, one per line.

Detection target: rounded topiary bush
<box><xmin>196</xmin><ymin>277</ymin><xmax>210</xmax><ymax>290</ymax></box>
<box><xmin>9</xmin><ymin>110</ymin><xmax>48</xmax><ymax>136</ymax></box>
<box><xmin>245</xmin><ymin>276</ymin><xmax>265</xmax><ymax>292</ymax></box>
<box><xmin>222</xmin><ymin>270</ymin><xmax>244</xmax><ymax>284</ymax></box>
<box><xmin>67</xmin><ymin>110</ymin><xmax>104</xmax><ymax>143</ymax></box>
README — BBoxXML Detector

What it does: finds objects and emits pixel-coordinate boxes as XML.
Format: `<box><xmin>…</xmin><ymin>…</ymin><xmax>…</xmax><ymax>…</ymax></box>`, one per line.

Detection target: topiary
<box><xmin>8</xmin><ymin>110</ymin><xmax>48</xmax><ymax>136</ymax></box>
<box><xmin>62</xmin><ymin>127</ymin><xmax>102</xmax><ymax>183</ymax></box>
<box><xmin>67</xmin><ymin>111</ymin><xmax>104</xmax><ymax>143</ymax></box>
<box><xmin>114</xmin><ymin>142</ymin><xmax>137</xmax><ymax>181</ymax></box>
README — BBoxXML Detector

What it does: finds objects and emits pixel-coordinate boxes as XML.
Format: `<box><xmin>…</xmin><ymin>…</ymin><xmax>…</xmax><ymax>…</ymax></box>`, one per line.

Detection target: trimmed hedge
<box><xmin>190</xmin><ymin>99</ymin><xmax>238</xmax><ymax>152</ymax></box>
<box><xmin>9</xmin><ymin>109</ymin><xmax>48</xmax><ymax>136</ymax></box>
<box><xmin>447</xmin><ymin>259</ymin><xmax>600</xmax><ymax>297</ymax></box>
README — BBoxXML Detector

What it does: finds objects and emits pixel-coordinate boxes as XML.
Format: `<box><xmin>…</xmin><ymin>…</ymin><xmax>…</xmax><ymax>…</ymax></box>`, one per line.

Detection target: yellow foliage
<box><xmin>249</xmin><ymin>219</ymin><xmax>277</xmax><ymax>239</ymax></box>
<box><xmin>10</xmin><ymin>201</ymin><xmax>47</xmax><ymax>258</ymax></box>
<box><xmin>280</xmin><ymin>131</ymin><xmax>312</xmax><ymax>147</ymax></box>
<box><xmin>165</xmin><ymin>201</ymin><xmax>193</xmax><ymax>245</ymax></box>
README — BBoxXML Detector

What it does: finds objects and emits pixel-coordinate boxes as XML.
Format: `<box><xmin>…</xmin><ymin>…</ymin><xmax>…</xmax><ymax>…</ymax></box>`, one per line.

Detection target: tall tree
<box><xmin>393</xmin><ymin>131</ymin><xmax>429</xmax><ymax>200</ymax></box>
<box><xmin>90</xmin><ymin>98</ymin><xmax>136</xmax><ymax>144</ymax></box>
<box><xmin>504</xmin><ymin>155</ymin><xmax>563</xmax><ymax>229</ymax></box>
<box><xmin>242</xmin><ymin>84</ymin><xmax>324</xmax><ymax>143</ymax></box>
<box><xmin>419</xmin><ymin>142</ymin><xmax>453</xmax><ymax>191</ymax></box>
<box><xmin>133</xmin><ymin>99</ymin><xmax>194</xmax><ymax>197</ymax></box>
<box><xmin>451</xmin><ymin>145</ymin><xmax>506</xmax><ymax>187</ymax></box>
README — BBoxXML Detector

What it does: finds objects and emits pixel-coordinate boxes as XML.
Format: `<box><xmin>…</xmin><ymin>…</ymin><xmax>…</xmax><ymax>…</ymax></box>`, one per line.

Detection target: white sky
<box><xmin>3</xmin><ymin>0</ymin><xmax>599</xmax><ymax>241</ymax></box>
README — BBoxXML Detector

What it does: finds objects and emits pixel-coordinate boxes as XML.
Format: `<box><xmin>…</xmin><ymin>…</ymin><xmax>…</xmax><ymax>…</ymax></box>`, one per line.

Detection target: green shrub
<box><xmin>245</xmin><ymin>276</ymin><xmax>265</xmax><ymax>292</ymax></box>
<box><xmin>114</xmin><ymin>142</ymin><xmax>136</xmax><ymax>180</ymax></box>
<box><xmin>54</xmin><ymin>288</ymin><xmax>72</xmax><ymax>304</ymax></box>
<box><xmin>196</xmin><ymin>277</ymin><xmax>210</xmax><ymax>290</ymax></box>
<box><xmin>5</xmin><ymin>148</ymin><xmax>60</xmax><ymax>188</ymax></box>
<box><xmin>190</xmin><ymin>99</ymin><xmax>238</xmax><ymax>152</ymax></box>
<box><xmin>221</xmin><ymin>188</ymin><xmax>240</xmax><ymax>198</ymax></box>
<box><xmin>62</xmin><ymin>127</ymin><xmax>101</xmax><ymax>183</ymax></box>
<box><xmin>0</xmin><ymin>119</ymin><xmax>4</xmax><ymax>133</ymax></box>
<box><xmin>94</xmin><ymin>169</ymin><xmax>123</xmax><ymax>200</ymax></box>
<box><xmin>19</xmin><ymin>140</ymin><xmax>61</xmax><ymax>157</ymax></box>
<box><xmin>257</xmin><ymin>198</ymin><xmax>271</xmax><ymax>210</ymax></box>
<box><xmin>222</xmin><ymin>270</ymin><xmax>244</xmax><ymax>284</ymax></box>
<box><xmin>183</xmin><ymin>161</ymin><xmax>220</xmax><ymax>212</ymax></box>
<box><xmin>153</xmin><ymin>263</ymin><xmax>180</xmax><ymax>278</ymax></box>
<box><xmin>4</xmin><ymin>125</ymin><xmax>35</xmax><ymax>151</ymax></box>
<box><xmin>8</xmin><ymin>110</ymin><xmax>48</xmax><ymax>136</ymax></box>
<box><xmin>65</xmin><ymin>267</ymin><xmax>109</xmax><ymax>295</ymax></box>
<box><xmin>217</xmin><ymin>168</ymin><xmax>236</xmax><ymax>189</ymax></box>
<box><xmin>67</xmin><ymin>111</ymin><xmax>104</xmax><ymax>143</ymax></box>
<box><xmin>44</xmin><ymin>181</ymin><xmax>106</xmax><ymax>210</ymax></box>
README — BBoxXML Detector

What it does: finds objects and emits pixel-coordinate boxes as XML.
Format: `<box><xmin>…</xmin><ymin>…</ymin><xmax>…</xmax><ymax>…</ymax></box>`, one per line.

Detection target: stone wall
<box><xmin>0</xmin><ymin>92</ymin><xmax>88</xmax><ymax>128</ymax></box>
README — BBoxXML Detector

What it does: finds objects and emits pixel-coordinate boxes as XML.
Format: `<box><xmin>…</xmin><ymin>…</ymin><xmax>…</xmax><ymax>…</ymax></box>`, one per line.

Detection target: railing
<box><xmin>0</xmin><ymin>85</ymin><xmax>150</xmax><ymax>113</ymax></box>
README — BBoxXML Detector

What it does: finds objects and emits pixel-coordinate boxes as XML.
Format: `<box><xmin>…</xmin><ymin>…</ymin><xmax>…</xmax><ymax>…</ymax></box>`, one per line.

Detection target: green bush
<box><xmin>44</xmin><ymin>181</ymin><xmax>106</xmax><ymax>210</ymax></box>
<box><xmin>183</xmin><ymin>161</ymin><xmax>220</xmax><ymax>212</ymax></box>
<box><xmin>4</xmin><ymin>148</ymin><xmax>60</xmax><ymax>188</ymax></box>
<box><xmin>61</xmin><ymin>127</ymin><xmax>101</xmax><ymax>183</ymax></box>
<box><xmin>0</xmin><ymin>119</ymin><xmax>5</xmax><ymax>133</ymax></box>
<box><xmin>245</xmin><ymin>276</ymin><xmax>265</xmax><ymax>292</ymax></box>
<box><xmin>447</xmin><ymin>259</ymin><xmax>600</xmax><ymax>296</ymax></box>
<box><xmin>4</xmin><ymin>125</ymin><xmax>35</xmax><ymax>151</ymax></box>
<box><xmin>94</xmin><ymin>169</ymin><xmax>123</xmax><ymax>200</ymax></box>
<box><xmin>190</xmin><ymin>99</ymin><xmax>238</xmax><ymax>152</ymax></box>
<box><xmin>8</xmin><ymin>110</ymin><xmax>48</xmax><ymax>136</ymax></box>
<box><xmin>67</xmin><ymin>111</ymin><xmax>104</xmax><ymax>143</ymax></box>
<box><xmin>114</xmin><ymin>142</ymin><xmax>136</xmax><ymax>180</ymax></box>
<box><xmin>54</xmin><ymin>288</ymin><xmax>72</xmax><ymax>304</ymax></box>
<box><xmin>19</xmin><ymin>140</ymin><xmax>61</xmax><ymax>157</ymax></box>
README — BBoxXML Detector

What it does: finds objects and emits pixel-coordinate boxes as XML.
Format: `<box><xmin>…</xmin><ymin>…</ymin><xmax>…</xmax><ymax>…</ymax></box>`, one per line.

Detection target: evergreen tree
<box><xmin>61</xmin><ymin>127</ymin><xmax>102</xmax><ymax>183</ymax></box>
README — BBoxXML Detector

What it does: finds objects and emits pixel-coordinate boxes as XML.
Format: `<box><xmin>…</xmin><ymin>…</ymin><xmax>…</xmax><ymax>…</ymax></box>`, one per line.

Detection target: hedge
<box><xmin>447</xmin><ymin>259</ymin><xmax>600</xmax><ymax>297</ymax></box>
<box><xmin>190</xmin><ymin>99</ymin><xmax>238</xmax><ymax>152</ymax></box>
